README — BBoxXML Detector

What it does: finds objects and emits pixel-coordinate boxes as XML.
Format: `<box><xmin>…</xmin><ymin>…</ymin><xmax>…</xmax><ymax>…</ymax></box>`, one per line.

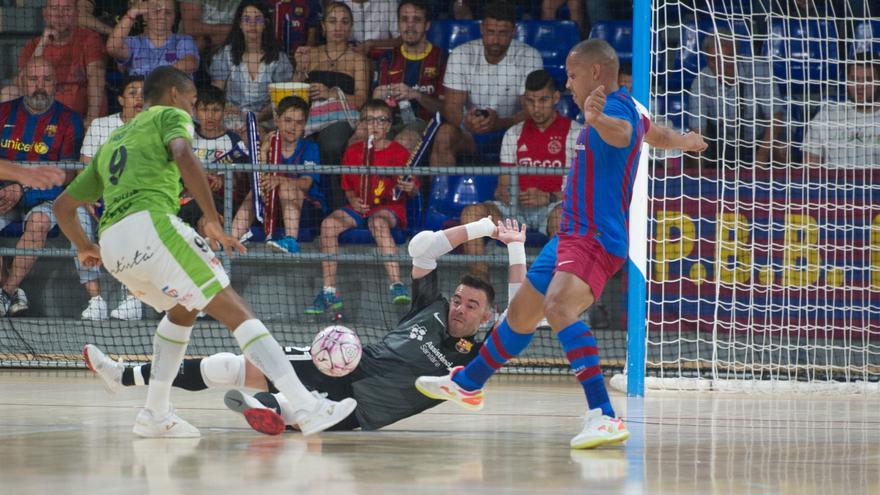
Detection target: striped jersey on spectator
<box><xmin>0</xmin><ymin>97</ymin><xmax>83</xmax><ymax>162</ymax></box>
<box><xmin>376</xmin><ymin>43</ymin><xmax>446</xmax><ymax>121</ymax></box>
<box><xmin>500</xmin><ymin>113</ymin><xmax>581</xmax><ymax>194</ymax></box>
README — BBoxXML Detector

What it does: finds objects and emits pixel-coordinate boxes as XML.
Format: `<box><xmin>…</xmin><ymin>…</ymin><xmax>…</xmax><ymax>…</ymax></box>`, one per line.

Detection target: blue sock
<box><xmin>556</xmin><ymin>321</ymin><xmax>615</xmax><ymax>417</ymax></box>
<box><xmin>453</xmin><ymin>319</ymin><xmax>534</xmax><ymax>391</ymax></box>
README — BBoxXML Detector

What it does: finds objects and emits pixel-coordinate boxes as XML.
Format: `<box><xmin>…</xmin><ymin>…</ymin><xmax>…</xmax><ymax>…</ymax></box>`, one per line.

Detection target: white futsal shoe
<box><xmin>415</xmin><ymin>366</ymin><xmax>484</xmax><ymax>411</ymax></box>
<box><xmin>111</xmin><ymin>295</ymin><xmax>143</xmax><ymax>320</ymax></box>
<box><xmin>83</xmin><ymin>344</ymin><xmax>124</xmax><ymax>394</ymax></box>
<box><xmin>133</xmin><ymin>408</ymin><xmax>200</xmax><ymax>438</ymax></box>
<box><xmin>224</xmin><ymin>389</ymin><xmax>286</xmax><ymax>436</ymax></box>
<box><xmin>81</xmin><ymin>296</ymin><xmax>108</xmax><ymax>320</ymax></box>
<box><xmin>292</xmin><ymin>392</ymin><xmax>357</xmax><ymax>436</ymax></box>
<box><xmin>570</xmin><ymin>408</ymin><xmax>630</xmax><ymax>449</ymax></box>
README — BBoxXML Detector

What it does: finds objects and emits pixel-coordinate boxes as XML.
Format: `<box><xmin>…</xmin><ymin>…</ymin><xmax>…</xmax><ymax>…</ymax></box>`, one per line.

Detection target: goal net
<box><xmin>620</xmin><ymin>0</ymin><xmax>880</xmax><ymax>393</ymax></box>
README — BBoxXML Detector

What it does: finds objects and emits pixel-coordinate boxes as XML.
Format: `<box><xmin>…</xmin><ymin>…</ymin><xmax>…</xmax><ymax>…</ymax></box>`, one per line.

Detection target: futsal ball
<box><xmin>310</xmin><ymin>325</ymin><xmax>362</xmax><ymax>377</ymax></box>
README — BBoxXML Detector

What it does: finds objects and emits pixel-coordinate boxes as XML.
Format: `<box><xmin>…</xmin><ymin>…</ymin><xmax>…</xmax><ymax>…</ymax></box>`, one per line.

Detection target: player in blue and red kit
<box><xmin>416</xmin><ymin>39</ymin><xmax>708</xmax><ymax>449</ymax></box>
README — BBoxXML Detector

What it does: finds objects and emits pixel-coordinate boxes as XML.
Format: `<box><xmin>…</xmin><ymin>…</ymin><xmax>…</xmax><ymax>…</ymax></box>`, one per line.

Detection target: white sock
<box><xmin>144</xmin><ymin>316</ymin><xmax>192</xmax><ymax>416</ymax></box>
<box><xmin>233</xmin><ymin>319</ymin><xmax>318</xmax><ymax>412</ymax></box>
<box><xmin>133</xmin><ymin>365</ymin><xmax>146</xmax><ymax>386</ymax></box>
<box><xmin>323</xmin><ymin>286</ymin><xmax>336</xmax><ymax>294</ymax></box>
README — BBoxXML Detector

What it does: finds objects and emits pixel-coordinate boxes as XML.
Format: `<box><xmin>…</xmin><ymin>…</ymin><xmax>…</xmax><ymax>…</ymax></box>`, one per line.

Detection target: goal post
<box><xmin>618</xmin><ymin>0</ymin><xmax>880</xmax><ymax>394</ymax></box>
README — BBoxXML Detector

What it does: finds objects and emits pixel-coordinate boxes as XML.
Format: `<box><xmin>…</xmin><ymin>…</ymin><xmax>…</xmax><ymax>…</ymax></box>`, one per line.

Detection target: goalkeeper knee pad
<box><xmin>200</xmin><ymin>352</ymin><xmax>246</xmax><ymax>388</ymax></box>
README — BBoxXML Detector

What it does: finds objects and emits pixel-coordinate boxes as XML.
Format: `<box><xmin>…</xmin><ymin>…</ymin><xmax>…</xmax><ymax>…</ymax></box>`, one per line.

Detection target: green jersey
<box><xmin>65</xmin><ymin>105</ymin><xmax>195</xmax><ymax>234</ymax></box>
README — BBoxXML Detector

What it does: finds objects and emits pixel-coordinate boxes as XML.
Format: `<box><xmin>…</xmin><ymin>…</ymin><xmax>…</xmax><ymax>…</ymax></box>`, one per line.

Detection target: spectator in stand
<box><xmin>459</xmin><ymin>70</ymin><xmax>579</xmax><ymax>280</ymax></box>
<box><xmin>267</xmin><ymin>0</ymin><xmax>322</xmax><ymax>57</ymax></box>
<box><xmin>803</xmin><ymin>57</ymin><xmax>880</xmax><ymax>168</ymax></box>
<box><xmin>0</xmin><ymin>58</ymin><xmax>83</xmax><ymax>317</ymax></box>
<box><xmin>293</xmin><ymin>2</ymin><xmax>370</xmax><ymax>168</ymax></box>
<box><xmin>341</xmin><ymin>0</ymin><xmax>399</xmax><ymax>56</ymax></box>
<box><xmin>541</xmin><ymin>0</ymin><xmax>584</xmax><ymax>33</ymax></box>
<box><xmin>77</xmin><ymin>0</ymin><xmax>143</xmax><ymax>37</ymax></box>
<box><xmin>231</xmin><ymin>96</ymin><xmax>322</xmax><ymax>253</ymax></box>
<box><xmin>210</xmin><ymin>0</ymin><xmax>294</xmax><ymax>129</ymax></box>
<box><xmin>305</xmin><ymin>99</ymin><xmax>417</xmax><ymax>314</ymax></box>
<box><xmin>16</xmin><ymin>0</ymin><xmax>106</xmax><ymax>126</ymax></box>
<box><xmin>180</xmin><ymin>0</ymin><xmax>238</xmax><ymax>53</ymax></box>
<box><xmin>687</xmin><ymin>30</ymin><xmax>781</xmax><ymax>168</ymax></box>
<box><xmin>430</xmin><ymin>1</ymin><xmax>543</xmax><ymax>167</ymax></box>
<box><xmin>368</xmin><ymin>0</ymin><xmax>445</xmax><ymax>152</ymax></box>
<box><xmin>78</xmin><ymin>75</ymin><xmax>145</xmax><ymax>321</ymax></box>
<box><xmin>107</xmin><ymin>0</ymin><xmax>200</xmax><ymax>77</ymax></box>
<box><xmin>180</xmin><ymin>85</ymin><xmax>247</xmax><ymax>238</ymax></box>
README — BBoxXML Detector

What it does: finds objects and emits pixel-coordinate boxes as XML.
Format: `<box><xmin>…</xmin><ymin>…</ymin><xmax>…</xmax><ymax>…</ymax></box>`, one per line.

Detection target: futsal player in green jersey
<box><xmin>53</xmin><ymin>66</ymin><xmax>356</xmax><ymax>438</ymax></box>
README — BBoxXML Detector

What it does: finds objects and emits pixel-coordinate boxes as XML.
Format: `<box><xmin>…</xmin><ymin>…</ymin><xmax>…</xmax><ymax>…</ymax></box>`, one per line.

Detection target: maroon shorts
<box><xmin>555</xmin><ymin>233</ymin><xmax>625</xmax><ymax>299</ymax></box>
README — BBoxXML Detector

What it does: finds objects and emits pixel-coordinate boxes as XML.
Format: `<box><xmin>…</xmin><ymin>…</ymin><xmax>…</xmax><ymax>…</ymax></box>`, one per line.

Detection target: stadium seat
<box><xmin>427</xmin><ymin>20</ymin><xmax>481</xmax><ymax>53</ymax></box>
<box><xmin>588</xmin><ymin>21</ymin><xmax>633</xmax><ymax>62</ymax></box>
<box><xmin>516</xmin><ymin>20</ymin><xmax>580</xmax><ymax>88</ymax></box>
<box><xmin>425</xmin><ymin>175</ymin><xmax>498</xmax><ymax>231</ymax></box>
<box><xmin>556</xmin><ymin>92</ymin><xmax>582</xmax><ymax>122</ymax></box>
<box><xmin>851</xmin><ymin>20</ymin><xmax>880</xmax><ymax>58</ymax></box>
<box><xmin>763</xmin><ymin>19</ymin><xmax>840</xmax><ymax>97</ymax></box>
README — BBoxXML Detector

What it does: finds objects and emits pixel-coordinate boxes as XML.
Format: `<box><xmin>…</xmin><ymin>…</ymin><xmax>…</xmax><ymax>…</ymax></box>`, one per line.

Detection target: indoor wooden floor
<box><xmin>1</xmin><ymin>370</ymin><xmax>878</xmax><ymax>495</ymax></box>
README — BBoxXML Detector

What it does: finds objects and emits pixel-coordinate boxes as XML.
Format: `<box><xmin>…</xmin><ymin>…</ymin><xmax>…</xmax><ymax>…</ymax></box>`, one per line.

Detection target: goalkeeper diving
<box><xmin>85</xmin><ymin>217</ymin><xmax>528</xmax><ymax>433</ymax></box>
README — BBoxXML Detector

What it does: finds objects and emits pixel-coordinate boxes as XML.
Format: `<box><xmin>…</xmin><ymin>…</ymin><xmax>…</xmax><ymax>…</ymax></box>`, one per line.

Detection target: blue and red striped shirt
<box><xmin>560</xmin><ymin>88</ymin><xmax>649</xmax><ymax>258</ymax></box>
<box><xmin>0</xmin><ymin>97</ymin><xmax>83</xmax><ymax>162</ymax></box>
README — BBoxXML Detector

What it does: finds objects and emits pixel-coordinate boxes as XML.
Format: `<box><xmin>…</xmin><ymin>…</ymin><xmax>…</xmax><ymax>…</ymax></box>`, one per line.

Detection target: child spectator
<box><xmin>306</xmin><ymin>99</ymin><xmax>416</xmax><ymax>314</ymax></box>
<box><xmin>231</xmin><ymin>96</ymin><xmax>322</xmax><ymax>253</ymax></box>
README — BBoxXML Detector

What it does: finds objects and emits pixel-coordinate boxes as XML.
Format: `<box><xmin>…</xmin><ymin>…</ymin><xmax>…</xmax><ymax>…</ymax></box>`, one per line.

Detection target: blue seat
<box><xmin>556</xmin><ymin>92</ymin><xmax>582</xmax><ymax>121</ymax></box>
<box><xmin>669</xmin><ymin>19</ymin><xmax>753</xmax><ymax>95</ymax></box>
<box><xmin>425</xmin><ymin>175</ymin><xmax>498</xmax><ymax>231</ymax></box>
<box><xmin>851</xmin><ymin>20</ymin><xmax>880</xmax><ymax>58</ymax></box>
<box><xmin>427</xmin><ymin>20</ymin><xmax>481</xmax><ymax>53</ymax></box>
<box><xmin>516</xmin><ymin>20</ymin><xmax>580</xmax><ymax>88</ymax></box>
<box><xmin>589</xmin><ymin>21</ymin><xmax>633</xmax><ymax>62</ymax></box>
<box><xmin>763</xmin><ymin>19</ymin><xmax>840</xmax><ymax>97</ymax></box>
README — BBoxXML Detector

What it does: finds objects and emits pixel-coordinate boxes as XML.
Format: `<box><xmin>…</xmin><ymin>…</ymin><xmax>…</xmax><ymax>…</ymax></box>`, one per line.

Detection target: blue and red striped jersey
<box><xmin>560</xmin><ymin>88</ymin><xmax>650</xmax><ymax>258</ymax></box>
<box><xmin>0</xmin><ymin>97</ymin><xmax>83</xmax><ymax>162</ymax></box>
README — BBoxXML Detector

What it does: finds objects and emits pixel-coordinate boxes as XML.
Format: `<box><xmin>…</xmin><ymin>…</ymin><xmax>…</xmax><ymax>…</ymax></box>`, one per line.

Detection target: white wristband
<box><xmin>507</xmin><ymin>241</ymin><xmax>525</xmax><ymax>266</ymax></box>
<box><xmin>465</xmin><ymin>217</ymin><xmax>496</xmax><ymax>240</ymax></box>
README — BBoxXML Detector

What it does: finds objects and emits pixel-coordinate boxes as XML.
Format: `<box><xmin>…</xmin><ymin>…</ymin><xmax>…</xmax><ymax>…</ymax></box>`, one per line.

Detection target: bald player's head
<box><xmin>565</xmin><ymin>39</ymin><xmax>620</xmax><ymax>113</ymax></box>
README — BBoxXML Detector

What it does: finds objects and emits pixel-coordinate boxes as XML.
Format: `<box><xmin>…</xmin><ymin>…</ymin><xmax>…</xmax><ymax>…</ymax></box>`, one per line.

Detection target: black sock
<box><xmin>121</xmin><ymin>359</ymin><xmax>207</xmax><ymax>391</ymax></box>
<box><xmin>121</xmin><ymin>367</ymin><xmax>135</xmax><ymax>386</ymax></box>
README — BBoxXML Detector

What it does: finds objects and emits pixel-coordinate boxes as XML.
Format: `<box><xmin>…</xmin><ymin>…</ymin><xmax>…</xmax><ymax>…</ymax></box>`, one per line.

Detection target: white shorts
<box><xmin>99</xmin><ymin>211</ymin><xmax>230</xmax><ymax>312</ymax></box>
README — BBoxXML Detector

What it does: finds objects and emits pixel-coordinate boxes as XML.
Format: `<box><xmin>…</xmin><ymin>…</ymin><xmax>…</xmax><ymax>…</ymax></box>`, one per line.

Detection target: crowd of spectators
<box><xmin>0</xmin><ymin>0</ymin><xmax>878</xmax><ymax>320</ymax></box>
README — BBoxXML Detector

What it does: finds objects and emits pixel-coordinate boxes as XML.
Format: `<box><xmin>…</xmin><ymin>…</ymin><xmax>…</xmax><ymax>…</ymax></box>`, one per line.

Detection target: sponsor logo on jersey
<box><xmin>424</xmin><ymin>66</ymin><xmax>437</xmax><ymax>78</ymax></box>
<box><xmin>455</xmin><ymin>338</ymin><xmax>473</xmax><ymax>354</ymax></box>
<box><xmin>294</xmin><ymin>6</ymin><xmax>304</xmax><ymax>16</ymax></box>
<box><xmin>518</xmin><ymin>144</ymin><xmax>528</xmax><ymax>153</ymax></box>
<box><xmin>409</xmin><ymin>323</ymin><xmax>427</xmax><ymax>341</ymax></box>
<box><xmin>518</xmin><ymin>158</ymin><xmax>564</xmax><ymax>168</ymax></box>
<box><xmin>420</xmin><ymin>341</ymin><xmax>453</xmax><ymax>368</ymax></box>
<box><xmin>0</xmin><ymin>138</ymin><xmax>48</xmax><ymax>154</ymax></box>
<box><xmin>44</xmin><ymin>124</ymin><xmax>57</xmax><ymax>137</ymax></box>
<box><xmin>161</xmin><ymin>286</ymin><xmax>179</xmax><ymax>298</ymax></box>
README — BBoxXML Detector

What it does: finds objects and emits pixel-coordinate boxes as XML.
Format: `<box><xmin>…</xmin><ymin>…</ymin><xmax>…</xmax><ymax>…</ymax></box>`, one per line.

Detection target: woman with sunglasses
<box><xmin>209</xmin><ymin>0</ymin><xmax>293</xmax><ymax>129</ymax></box>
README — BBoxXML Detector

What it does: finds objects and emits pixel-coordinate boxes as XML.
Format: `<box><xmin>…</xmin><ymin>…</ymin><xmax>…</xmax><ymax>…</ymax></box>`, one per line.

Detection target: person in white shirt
<box><xmin>803</xmin><ymin>57</ymin><xmax>880</xmax><ymax>169</ymax></box>
<box><xmin>430</xmin><ymin>1</ymin><xmax>544</xmax><ymax>167</ymax></box>
<box><xmin>78</xmin><ymin>76</ymin><xmax>145</xmax><ymax>321</ymax></box>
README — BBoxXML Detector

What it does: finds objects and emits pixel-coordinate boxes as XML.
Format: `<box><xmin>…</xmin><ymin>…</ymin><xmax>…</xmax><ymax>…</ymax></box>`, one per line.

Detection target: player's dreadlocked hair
<box><xmin>143</xmin><ymin>66</ymin><xmax>194</xmax><ymax>104</ymax></box>
<box><xmin>459</xmin><ymin>274</ymin><xmax>496</xmax><ymax>307</ymax></box>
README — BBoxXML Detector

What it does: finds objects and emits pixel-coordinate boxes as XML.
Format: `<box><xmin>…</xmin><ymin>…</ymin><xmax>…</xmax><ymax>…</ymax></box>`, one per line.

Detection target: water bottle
<box><xmin>398</xmin><ymin>99</ymin><xmax>416</xmax><ymax>124</ymax></box>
